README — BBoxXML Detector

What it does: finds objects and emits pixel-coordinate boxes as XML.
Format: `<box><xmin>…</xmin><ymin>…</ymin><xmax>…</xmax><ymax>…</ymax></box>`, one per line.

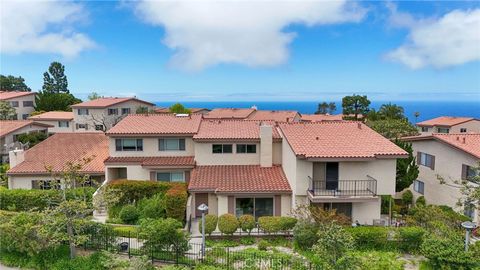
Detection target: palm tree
<box><xmin>378</xmin><ymin>103</ymin><xmax>405</xmax><ymax>120</ymax></box>
<box><xmin>414</xmin><ymin>112</ymin><xmax>420</xmax><ymax>123</ymax></box>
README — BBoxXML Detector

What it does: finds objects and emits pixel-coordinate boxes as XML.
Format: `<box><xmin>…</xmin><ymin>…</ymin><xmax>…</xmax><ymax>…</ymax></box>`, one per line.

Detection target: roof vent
<box><xmin>463</xmin><ymin>137</ymin><xmax>466</xmax><ymax>144</ymax></box>
<box><xmin>456</xmin><ymin>136</ymin><xmax>460</xmax><ymax>141</ymax></box>
<box><xmin>316</xmin><ymin>136</ymin><xmax>319</xmax><ymax>140</ymax></box>
<box><xmin>357</xmin><ymin>122</ymin><xmax>362</xmax><ymax>129</ymax></box>
<box><xmin>175</xmin><ymin>113</ymin><xmax>189</xmax><ymax>117</ymax></box>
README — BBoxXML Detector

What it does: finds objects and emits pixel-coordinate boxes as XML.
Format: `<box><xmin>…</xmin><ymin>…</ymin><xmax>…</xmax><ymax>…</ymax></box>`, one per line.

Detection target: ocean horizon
<box><xmin>155</xmin><ymin>101</ymin><xmax>480</xmax><ymax>123</ymax></box>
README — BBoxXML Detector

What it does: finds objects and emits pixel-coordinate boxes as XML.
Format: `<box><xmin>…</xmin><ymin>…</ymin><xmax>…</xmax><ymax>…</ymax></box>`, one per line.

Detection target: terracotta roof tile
<box><xmin>105</xmin><ymin>156</ymin><xmax>195</xmax><ymax>167</ymax></box>
<box><xmin>0</xmin><ymin>120</ymin><xmax>51</xmax><ymax>137</ymax></box>
<box><xmin>106</xmin><ymin>114</ymin><xmax>202</xmax><ymax>136</ymax></box>
<box><xmin>417</xmin><ymin>116</ymin><xmax>476</xmax><ymax>127</ymax></box>
<box><xmin>194</xmin><ymin>120</ymin><xmax>281</xmax><ymax>141</ymax></box>
<box><xmin>8</xmin><ymin>133</ymin><xmax>108</xmax><ymax>175</ymax></box>
<box><xmin>279</xmin><ymin>121</ymin><xmax>407</xmax><ymax>159</ymax></box>
<box><xmin>403</xmin><ymin>133</ymin><xmax>480</xmax><ymax>159</ymax></box>
<box><xmin>204</xmin><ymin>108</ymin><xmax>255</xmax><ymax>119</ymax></box>
<box><xmin>71</xmin><ymin>97</ymin><xmax>154</xmax><ymax>108</ymax></box>
<box><xmin>28</xmin><ymin>111</ymin><xmax>74</xmax><ymax>120</ymax></box>
<box><xmin>0</xmin><ymin>91</ymin><xmax>36</xmax><ymax>100</ymax></box>
<box><xmin>301</xmin><ymin>114</ymin><xmax>343</xmax><ymax>122</ymax></box>
<box><xmin>247</xmin><ymin>110</ymin><xmax>299</xmax><ymax>122</ymax></box>
<box><xmin>189</xmin><ymin>165</ymin><xmax>291</xmax><ymax>193</ymax></box>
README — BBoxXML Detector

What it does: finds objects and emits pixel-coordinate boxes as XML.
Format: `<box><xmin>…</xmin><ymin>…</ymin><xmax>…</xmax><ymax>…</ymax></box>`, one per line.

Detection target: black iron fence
<box><xmin>83</xmin><ymin>227</ymin><xmax>320</xmax><ymax>269</ymax></box>
<box><xmin>308</xmin><ymin>178</ymin><xmax>377</xmax><ymax>197</ymax></box>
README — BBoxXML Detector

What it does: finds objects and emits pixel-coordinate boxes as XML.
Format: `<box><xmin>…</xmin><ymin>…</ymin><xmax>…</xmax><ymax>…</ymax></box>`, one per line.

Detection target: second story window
<box><xmin>159</xmin><ymin>138</ymin><xmax>185</xmax><ymax>151</ymax></box>
<box><xmin>95</xmin><ymin>125</ymin><xmax>104</xmax><ymax>131</ymax></box>
<box><xmin>237</xmin><ymin>144</ymin><xmax>256</xmax><ymax>153</ymax></box>
<box><xmin>413</xmin><ymin>180</ymin><xmax>424</xmax><ymax>194</ymax></box>
<box><xmin>121</xmin><ymin>108</ymin><xmax>131</xmax><ymax>115</ymax></box>
<box><xmin>22</xmin><ymin>114</ymin><xmax>29</xmax><ymax>120</ymax></box>
<box><xmin>437</xmin><ymin>127</ymin><xmax>449</xmax><ymax>133</ymax></box>
<box><xmin>460</xmin><ymin>128</ymin><xmax>467</xmax><ymax>133</ymax></box>
<box><xmin>116</xmin><ymin>138</ymin><xmax>143</xmax><ymax>151</ymax></box>
<box><xmin>78</xmin><ymin>108</ymin><xmax>89</xmax><ymax>115</ymax></box>
<box><xmin>421</xmin><ymin>127</ymin><xmax>429</xmax><ymax>132</ymax></box>
<box><xmin>23</xmin><ymin>101</ymin><xmax>34</xmax><ymax>107</ymax></box>
<box><xmin>58</xmin><ymin>121</ymin><xmax>69</xmax><ymax>128</ymax></box>
<box><xmin>108</xmin><ymin>108</ymin><xmax>118</xmax><ymax>115</ymax></box>
<box><xmin>212</xmin><ymin>144</ymin><xmax>233</xmax><ymax>154</ymax></box>
<box><xmin>418</xmin><ymin>152</ymin><xmax>435</xmax><ymax>170</ymax></box>
<box><xmin>10</xmin><ymin>101</ymin><xmax>19</xmax><ymax>107</ymax></box>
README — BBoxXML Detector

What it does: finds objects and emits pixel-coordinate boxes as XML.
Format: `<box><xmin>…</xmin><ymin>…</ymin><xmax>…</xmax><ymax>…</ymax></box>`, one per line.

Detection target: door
<box><xmin>312</xmin><ymin>162</ymin><xmax>326</xmax><ymax>192</ymax></box>
<box><xmin>325</xmin><ymin>162</ymin><xmax>339</xmax><ymax>190</ymax></box>
<box><xmin>195</xmin><ymin>193</ymin><xmax>209</xmax><ymax>217</ymax></box>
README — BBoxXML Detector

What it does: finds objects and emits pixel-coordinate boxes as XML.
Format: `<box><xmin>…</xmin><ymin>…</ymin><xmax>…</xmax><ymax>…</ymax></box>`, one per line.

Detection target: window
<box><xmin>77</xmin><ymin>124</ymin><xmax>87</xmax><ymax>129</ymax></box>
<box><xmin>121</xmin><ymin>108</ymin><xmax>131</xmax><ymax>115</ymax></box>
<box><xmin>95</xmin><ymin>125</ymin><xmax>104</xmax><ymax>131</ymax></box>
<box><xmin>323</xmin><ymin>203</ymin><xmax>352</xmax><ymax>218</ymax></box>
<box><xmin>235</xmin><ymin>197</ymin><xmax>273</xmax><ymax>219</ymax></box>
<box><xmin>462</xmin><ymin>164</ymin><xmax>478</xmax><ymax>180</ymax></box>
<box><xmin>421</xmin><ymin>127</ymin><xmax>429</xmax><ymax>132</ymax></box>
<box><xmin>418</xmin><ymin>152</ymin><xmax>435</xmax><ymax>169</ymax></box>
<box><xmin>460</xmin><ymin>128</ymin><xmax>467</xmax><ymax>133</ymax></box>
<box><xmin>22</xmin><ymin>114</ymin><xmax>29</xmax><ymax>120</ymax></box>
<box><xmin>437</xmin><ymin>127</ymin><xmax>449</xmax><ymax>133</ymax></box>
<box><xmin>212</xmin><ymin>144</ymin><xmax>232</xmax><ymax>154</ymax></box>
<box><xmin>58</xmin><ymin>121</ymin><xmax>69</xmax><ymax>128</ymax></box>
<box><xmin>10</xmin><ymin>101</ymin><xmax>19</xmax><ymax>107</ymax></box>
<box><xmin>33</xmin><ymin>180</ymin><xmax>60</xmax><ymax>190</ymax></box>
<box><xmin>159</xmin><ymin>138</ymin><xmax>185</xmax><ymax>151</ymax></box>
<box><xmin>413</xmin><ymin>180</ymin><xmax>424</xmax><ymax>194</ymax></box>
<box><xmin>108</xmin><ymin>108</ymin><xmax>118</xmax><ymax>115</ymax></box>
<box><xmin>115</xmin><ymin>138</ymin><xmax>143</xmax><ymax>151</ymax></box>
<box><xmin>78</xmin><ymin>108</ymin><xmax>89</xmax><ymax>115</ymax></box>
<box><xmin>23</xmin><ymin>101</ymin><xmax>34</xmax><ymax>107</ymax></box>
<box><xmin>236</xmin><ymin>144</ymin><xmax>257</xmax><ymax>153</ymax></box>
<box><xmin>156</xmin><ymin>172</ymin><xmax>185</xmax><ymax>182</ymax></box>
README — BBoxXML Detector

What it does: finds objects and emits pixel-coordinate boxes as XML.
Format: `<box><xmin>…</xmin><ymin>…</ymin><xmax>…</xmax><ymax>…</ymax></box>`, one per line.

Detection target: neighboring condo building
<box><xmin>0</xmin><ymin>91</ymin><xmax>36</xmax><ymax>120</ymax></box>
<box><xmin>28</xmin><ymin>111</ymin><xmax>75</xmax><ymax>133</ymax></box>
<box><xmin>0</xmin><ymin>120</ymin><xmax>51</xmax><ymax>163</ymax></box>
<box><xmin>416</xmin><ymin>116</ymin><xmax>480</xmax><ymax>135</ymax></box>
<box><xmin>301</xmin><ymin>114</ymin><xmax>343</xmax><ymax>122</ymax></box>
<box><xmin>204</xmin><ymin>108</ymin><xmax>301</xmax><ymax>122</ymax></box>
<box><xmin>403</xmin><ymin>134</ymin><xmax>479</xmax><ymax>223</ymax></box>
<box><xmin>71</xmin><ymin>97</ymin><xmax>155</xmax><ymax>132</ymax></box>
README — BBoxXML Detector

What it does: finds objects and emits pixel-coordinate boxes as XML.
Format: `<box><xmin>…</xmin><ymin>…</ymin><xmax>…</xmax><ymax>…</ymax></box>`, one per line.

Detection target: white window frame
<box><xmin>437</xmin><ymin>127</ymin><xmax>449</xmax><ymax>133</ymax></box>
<box><xmin>115</xmin><ymin>138</ymin><xmax>143</xmax><ymax>151</ymax></box>
<box><xmin>460</xmin><ymin>128</ymin><xmax>467</xmax><ymax>133</ymax></box>
<box><xmin>10</xmin><ymin>101</ymin><xmax>19</xmax><ymax>107</ymax></box>
<box><xmin>156</xmin><ymin>171</ymin><xmax>185</xmax><ymax>182</ymax></box>
<box><xmin>121</xmin><ymin>108</ymin><xmax>131</xmax><ymax>115</ymax></box>
<box><xmin>236</xmin><ymin>144</ymin><xmax>257</xmax><ymax>154</ymax></box>
<box><xmin>159</xmin><ymin>138</ymin><xmax>186</xmax><ymax>151</ymax></box>
<box><xmin>23</xmin><ymin>101</ymin><xmax>34</xmax><ymax>107</ymax></box>
<box><xmin>78</xmin><ymin>108</ymin><xmax>89</xmax><ymax>115</ymax></box>
<box><xmin>58</xmin><ymin>121</ymin><xmax>69</xmax><ymax>128</ymax></box>
<box><xmin>212</xmin><ymin>144</ymin><xmax>233</xmax><ymax>154</ymax></box>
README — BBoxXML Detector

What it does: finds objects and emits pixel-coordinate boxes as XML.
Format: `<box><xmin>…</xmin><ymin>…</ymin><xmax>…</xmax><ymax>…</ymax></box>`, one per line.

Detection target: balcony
<box><xmin>307</xmin><ymin>176</ymin><xmax>377</xmax><ymax>201</ymax></box>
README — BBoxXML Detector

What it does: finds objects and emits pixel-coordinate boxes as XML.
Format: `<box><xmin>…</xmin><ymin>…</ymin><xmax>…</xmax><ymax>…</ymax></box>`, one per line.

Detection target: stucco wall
<box><xmin>352</xmin><ymin>199</ymin><xmax>381</xmax><ymax>225</ymax></box>
<box><xmin>281</xmin><ymin>195</ymin><xmax>292</xmax><ymax>216</ymax></box>
<box><xmin>450</xmin><ymin>120</ymin><xmax>480</xmax><ymax>133</ymax></box>
<box><xmin>33</xmin><ymin>119</ymin><xmax>74</xmax><ymax>133</ymax></box>
<box><xmin>281</xmin><ymin>139</ymin><xmax>298</xmax><ymax>200</ymax></box>
<box><xmin>5</xmin><ymin>94</ymin><xmax>36</xmax><ymax>120</ymax></box>
<box><xmin>217</xmin><ymin>195</ymin><xmax>229</xmax><ymax>216</ymax></box>
<box><xmin>272</xmin><ymin>142</ymin><xmax>282</xmax><ymax>164</ymax></box>
<box><xmin>109</xmin><ymin>137</ymin><xmax>195</xmax><ymax>157</ymax></box>
<box><xmin>195</xmin><ymin>142</ymin><xmax>260</xmax><ymax>165</ymax></box>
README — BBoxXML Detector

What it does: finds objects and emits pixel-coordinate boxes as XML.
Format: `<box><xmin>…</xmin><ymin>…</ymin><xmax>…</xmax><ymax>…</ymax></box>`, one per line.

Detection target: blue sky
<box><xmin>1</xmin><ymin>0</ymin><xmax>479</xmax><ymax>102</ymax></box>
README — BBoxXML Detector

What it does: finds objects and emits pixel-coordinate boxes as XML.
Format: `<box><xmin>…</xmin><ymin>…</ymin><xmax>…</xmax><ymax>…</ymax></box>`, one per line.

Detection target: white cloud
<box><xmin>133</xmin><ymin>0</ymin><xmax>366</xmax><ymax>71</ymax></box>
<box><xmin>0</xmin><ymin>0</ymin><xmax>96</xmax><ymax>58</ymax></box>
<box><xmin>386</xmin><ymin>7</ymin><xmax>480</xmax><ymax>69</ymax></box>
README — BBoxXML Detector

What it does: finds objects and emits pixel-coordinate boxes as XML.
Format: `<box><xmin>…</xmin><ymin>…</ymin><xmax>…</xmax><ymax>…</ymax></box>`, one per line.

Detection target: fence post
<box><xmin>151</xmin><ymin>240</ymin><xmax>154</xmax><ymax>264</ymax></box>
<box><xmin>128</xmin><ymin>231</ymin><xmax>131</xmax><ymax>258</ymax></box>
<box><xmin>226</xmin><ymin>247</ymin><xmax>230</xmax><ymax>269</ymax></box>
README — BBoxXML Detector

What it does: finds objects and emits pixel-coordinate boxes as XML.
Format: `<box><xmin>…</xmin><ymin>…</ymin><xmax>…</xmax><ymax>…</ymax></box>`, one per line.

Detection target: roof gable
<box><xmin>0</xmin><ymin>91</ymin><xmax>36</xmax><ymax>100</ymax></box>
<box><xmin>417</xmin><ymin>116</ymin><xmax>476</xmax><ymax>127</ymax></box>
<box><xmin>71</xmin><ymin>97</ymin><xmax>154</xmax><ymax>108</ymax></box>
<box><xmin>0</xmin><ymin>120</ymin><xmax>51</xmax><ymax>137</ymax></box>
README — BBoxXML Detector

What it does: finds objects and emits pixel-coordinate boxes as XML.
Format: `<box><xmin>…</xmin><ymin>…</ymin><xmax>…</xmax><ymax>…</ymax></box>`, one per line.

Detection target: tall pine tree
<box><xmin>42</xmin><ymin>62</ymin><xmax>69</xmax><ymax>94</ymax></box>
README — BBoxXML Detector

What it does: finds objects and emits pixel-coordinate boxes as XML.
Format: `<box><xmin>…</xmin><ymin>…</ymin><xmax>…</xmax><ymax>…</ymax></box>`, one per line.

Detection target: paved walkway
<box><xmin>0</xmin><ymin>263</ymin><xmax>20</xmax><ymax>270</ymax></box>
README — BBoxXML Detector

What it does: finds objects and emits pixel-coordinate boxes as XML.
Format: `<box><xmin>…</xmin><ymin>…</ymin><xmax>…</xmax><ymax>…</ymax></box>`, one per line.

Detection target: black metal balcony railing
<box><xmin>308</xmin><ymin>177</ymin><xmax>377</xmax><ymax>197</ymax></box>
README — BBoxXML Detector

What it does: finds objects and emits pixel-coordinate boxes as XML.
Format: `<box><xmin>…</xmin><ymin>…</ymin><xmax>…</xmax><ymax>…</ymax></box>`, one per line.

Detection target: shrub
<box><xmin>258</xmin><ymin>216</ymin><xmax>282</xmax><ymax>233</ymax></box>
<box><xmin>139</xmin><ymin>218</ymin><xmax>189</xmax><ymax>252</ymax></box>
<box><xmin>238</xmin><ymin>214</ymin><xmax>255</xmax><ymax>234</ymax></box>
<box><xmin>346</xmin><ymin>227</ymin><xmax>390</xmax><ymax>250</ymax></box>
<box><xmin>279</xmin><ymin>216</ymin><xmax>297</xmax><ymax>231</ymax></box>
<box><xmin>113</xmin><ymin>226</ymin><xmax>138</xmax><ymax>237</ymax></box>
<box><xmin>293</xmin><ymin>220</ymin><xmax>319</xmax><ymax>249</ymax></box>
<box><xmin>199</xmin><ymin>214</ymin><xmax>218</xmax><ymax>236</ymax></box>
<box><xmin>258</xmin><ymin>240</ymin><xmax>269</xmax><ymax>251</ymax></box>
<box><xmin>138</xmin><ymin>193</ymin><xmax>166</xmax><ymax>220</ymax></box>
<box><xmin>416</xmin><ymin>196</ymin><xmax>426</xmax><ymax>207</ymax></box>
<box><xmin>218</xmin><ymin>214</ymin><xmax>239</xmax><ymax>235</ymax></box>
<box><xmin>398</xmin><ymin>226</ymin><xmax>425</xmax><ymax>253</ymax></box>
<box><xmin>239</xmin><ymin>236</ymin><xmax>255</xmax><ymax>245</ymax></box>
<box><xmin>165</xmin><ymin>184</ymin><xmax>188</xmax><ymax>222</ymax></box>
<box><xmin>119</xmin><ymin>205</ymin><xmax>139</xmax><ymax>224</ymax></box>
<box><xmin>105</xmin><ymin>180</ymin><xmax>173</xmax><ymax>205</ymax></box>
<box><xmin>402</xmin><ymin>190</ymin><xmax>413</xmax><ymax>206</ymax></box>
<box><xmin>313</xmin><ymin>222</ymin><xmax>355</xmax><ymax>267</ymax></box>
<box><xmin>350</xmin><ymin>251</ymin><xmax>404</xmax><ymax>270</ymax></box>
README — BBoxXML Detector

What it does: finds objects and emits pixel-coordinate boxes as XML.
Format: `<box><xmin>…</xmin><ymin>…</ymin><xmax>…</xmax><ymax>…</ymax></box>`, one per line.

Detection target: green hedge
<box><xmin>0</xmin><ymin>187</ymin><xmax>95</xmax><ymax>211</ymax></box>
<box><xmin>398</xmin><ymin>227</ymin><xmax>425</xmax><ymax>253</ymax></box>
<box><xmin>346</xmin><ymin>227</ymin><xmax>390</xmax><ymax>250</ymax></box>
<box><xmin>165</xmin><ymin>184</ymin><xmax>188</xmax><ymax>222</ymax></box>
<box><xmin>258</xmin><ymin>216</ymin><xmax>297</xmax><ymax>234</ymax></box>
<box><xmin>218</xmin><ymin>214</ymin><xmax>239</xmax><ymax>235</ymax></box>
<box><xmin>238</xmin><ymin>215</ymin><xmax>255</xmax><ymax>234</ymax></box>
<box><xmin>199</xmin><ymin>214</ymin><xmax>218</xmax><ymax>236</ymax></box>
<box><xmin>105</xmin><ymin>180</ymin><xmax>173</xmax><ymax>205</ymax></box>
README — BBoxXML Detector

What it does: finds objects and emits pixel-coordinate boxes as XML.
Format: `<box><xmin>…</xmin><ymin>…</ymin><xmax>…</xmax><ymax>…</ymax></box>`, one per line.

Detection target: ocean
<box><xmin>155</xmin><ymin>101</ymin><xmax>480</xmax><ymax>122</ymax></box>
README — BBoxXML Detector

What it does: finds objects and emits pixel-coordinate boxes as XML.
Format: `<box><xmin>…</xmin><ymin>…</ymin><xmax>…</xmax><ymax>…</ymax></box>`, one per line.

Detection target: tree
<box><xmin>169</xmin><ymin>103</ymin><xmax>191</xmax><ymax>114</ymax></box>
<box><xmin>17</xmin><ymin>132</ymin><xmax>48</xmax><ymax>148</ymax></box>
<box><xmin>0</xmin><ymin>164</ymin><xmax>9</xmax><ymax>188</ymax></box>
<box><xmin>342</xmin><ymin>94</ymin><xmax>370</xmax><ymax>121</ymax></box>
<box><xmin>378</xmin><ymin>103</ymin><xmax>405</xmax><ymax>120</ymax></box>
<box><xmin>367</xmin><ymin>119</ymin><xmax>419</xmax><ymax>139</ymax></box>
<box><xmin>35</xmin><ymin>92</ymin><xmax>81</xmax><ymax>112</ymax></box>
<box><xmin>89</xmin><ymin>112</ymin><xmax>125</xmax><ymax>132</ymax></box>
<box><xmin>0</xmin><ymin>75</ymin><xmax>31</xmax><ymax>91</ymax></box>
<box><xmin>88</xmin><ymin>92</ymin><xmax>101</xmax><ymax>100</ymax></box>
<box><xmin>0</xmin><ymin>101</ymin><xmax>16</xmax><ymax>119</ymax></box>
<box><xmin>394</xmin><ymin>139</ymin><xmax>419</xmax><ymax>192</ymax></box>
<box><xmin>42</xmin><ymin>62</ymin><xmax>69</xmax><ymax>94</ymax></box>
<box><xmin>315</xmin><ymin>102</ymin><xmax>336</xmax><ymax>115</ymax></box>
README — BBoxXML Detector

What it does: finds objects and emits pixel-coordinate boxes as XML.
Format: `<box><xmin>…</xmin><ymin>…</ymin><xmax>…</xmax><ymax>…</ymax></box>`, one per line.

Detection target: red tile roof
<box><xmin>106</xmin><ymin>114</ymin><xmax>202</xmax><ymax>136</ymax></box>
<box><xmin>8</xmin><ymin>133</ymin><xmax>109</xmax><ymax>175</ymax></box>
<box><xmin>279</xmin><ymin>122</ymin><xmax>408</xmax><ymax>159</ymax></box>
<box><xmin>0</xmin><ymin>91</ymin><xmax>36</xmax><ymax>100</ymax></box>
<box><xmin>403</xmin><ymin>133</ymin><xmax>480</xmax><ymax>159</ymax></box>
<box><xmin>28</xmin><ymin>111</ymin><xmax>74</xmax><ymax>120</ymax></box>
<box><xmin>301</xmin><ymin>114</ymin><xmax>343</xmax><ymax>122</ymax></box>
<box><xmin>204</xmin><ymin>108</ymin><xmax>256</xmax><ymax>119</ymax></box>
<box><xmin>105</xmin><ymin>156</ymin><xmax>195</xmax><ymax>167</ymax></box>
<box><xmin>194</xmin><ymin>120</ymin><xmax>282</xmax><ymax>141</ymax></box>
<box><xmin>71</xmin><ymin>97</ymin><xmax>154</xmax><ymax>108</ymax></box>
<box><xmin>154</xmin><ymin>108</ymin><xmax>209</xmax><ymax>114</ymax></box>
<box><xmin>247</xmin><ymin>110</ymin><xmax>299</xmax><ymax>122</ymax></box>
<box><xmin>189</xmin><ymin>165</ymin><xmax>291</xmax><ymax>193</ymax></box>
<box><xmin>0</xmin><ymin>120</ymin><xmax>51</xmax><ymax>137</ymax></box>
<box><xmin>416</xmin><ymin>116</ymin><xmax>477</xmax><ymax>127</ymax></box>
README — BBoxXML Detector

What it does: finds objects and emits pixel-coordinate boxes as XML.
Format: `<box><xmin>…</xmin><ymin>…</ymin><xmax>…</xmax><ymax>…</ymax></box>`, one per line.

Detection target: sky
<box><xmin>1</xmin><ymin>0</ymin><xmax>479</xmax><ymax>102</ymax></box>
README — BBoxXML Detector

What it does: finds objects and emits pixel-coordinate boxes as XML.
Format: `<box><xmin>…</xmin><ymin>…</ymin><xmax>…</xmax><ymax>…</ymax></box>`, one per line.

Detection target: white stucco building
<box><xmin>0</xmin><ymin>91</ymin><xmax>36</xmax><ymax>120</ymax></box>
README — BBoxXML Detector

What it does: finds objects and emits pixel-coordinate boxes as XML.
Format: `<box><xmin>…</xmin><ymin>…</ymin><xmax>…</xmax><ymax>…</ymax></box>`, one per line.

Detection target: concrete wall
<box><xmin>195</xmin><ymin>142</ymin><xmax>260</xmax><ymax>165</ymax></box>
<box><xmin>450</xmin><ymin>120</ymin><xmax>480</xmax><ymax>133</ymax></box>
<box><xmin>32</xmin><ymin>119</ymin><xmax>75</xmax><ymax>133</ymax></box>
<box><xmin>217</xmin><ymin>195</ymin><xmax>229</xmax><ymax>216</ymax></box>
<box><xmin>109</xmin><ymin>137</ymin><xmax>195</xmax><ymax>157</ymax></box>
<box><xmin>272</xmin><ymin>142</ymin><xmax>282</xmax><ymax>164</ymax></box>
<box><xmin>6</xmin><ymin>94</ymin><xmax>36</xmax><ymax>120</ymax></box>
<box><xmin>352</xmin><ymin>199</ymin><xmax>381</xmax><ymax>225</ymax></box>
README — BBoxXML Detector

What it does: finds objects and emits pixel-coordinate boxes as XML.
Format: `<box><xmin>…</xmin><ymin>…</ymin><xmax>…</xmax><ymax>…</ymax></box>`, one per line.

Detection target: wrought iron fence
<box><xmin>308</xmin><ymin>177</ymin><xmax>377</xmax><ymax>197</ymax></box>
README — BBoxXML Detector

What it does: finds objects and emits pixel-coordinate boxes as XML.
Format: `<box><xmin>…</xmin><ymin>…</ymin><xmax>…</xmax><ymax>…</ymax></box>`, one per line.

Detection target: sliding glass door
<box><xmin>235</xmin><ymin>197</ymin><xmax>273</xmax><ymax>219</ymax></box>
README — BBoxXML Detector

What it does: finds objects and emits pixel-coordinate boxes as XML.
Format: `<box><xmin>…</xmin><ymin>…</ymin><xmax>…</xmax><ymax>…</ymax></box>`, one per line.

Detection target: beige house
<box><xmin>7</xmin><ymin>133</ymin><xmax>108</xmax><ymax>189</ymax></box>
<box><xmin>71</xmin><ymin>97</ymin><xmax>155</xmax><ymax>132</ymax></box>
<box><xmin>28</xmin><ymin>111</ymin><xmax>75</xmax><ymax>133</ymax></box>
<box><xmin>0</xmin><ymin>120</ymin><xmax>51</xmax><ymax>163</ymax></box>
<box><xmin>416</xmin><ymin>116</ymin><xmax>480</xmax><ymax>135</ymax></box>
<box><xmin>403</xmin><ymin>134</ymin><xmax>479</xmax><ymax>223</ymax></box>
<box><xmin>0</xmin><ymin>91</ymin><xmax>36</xmax><ymax>120</ymax></box>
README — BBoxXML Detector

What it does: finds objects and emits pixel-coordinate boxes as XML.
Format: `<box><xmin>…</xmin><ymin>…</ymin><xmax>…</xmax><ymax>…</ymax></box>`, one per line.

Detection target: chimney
<box><xmin>260</xmin><ymin>123</ymin><xmax>273</xmax><ymax>167</ymax></box>
<box><xmin>9</xmin><ymin>149</ymin><xmax>25</xmax><ymax>168</ymax></box>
